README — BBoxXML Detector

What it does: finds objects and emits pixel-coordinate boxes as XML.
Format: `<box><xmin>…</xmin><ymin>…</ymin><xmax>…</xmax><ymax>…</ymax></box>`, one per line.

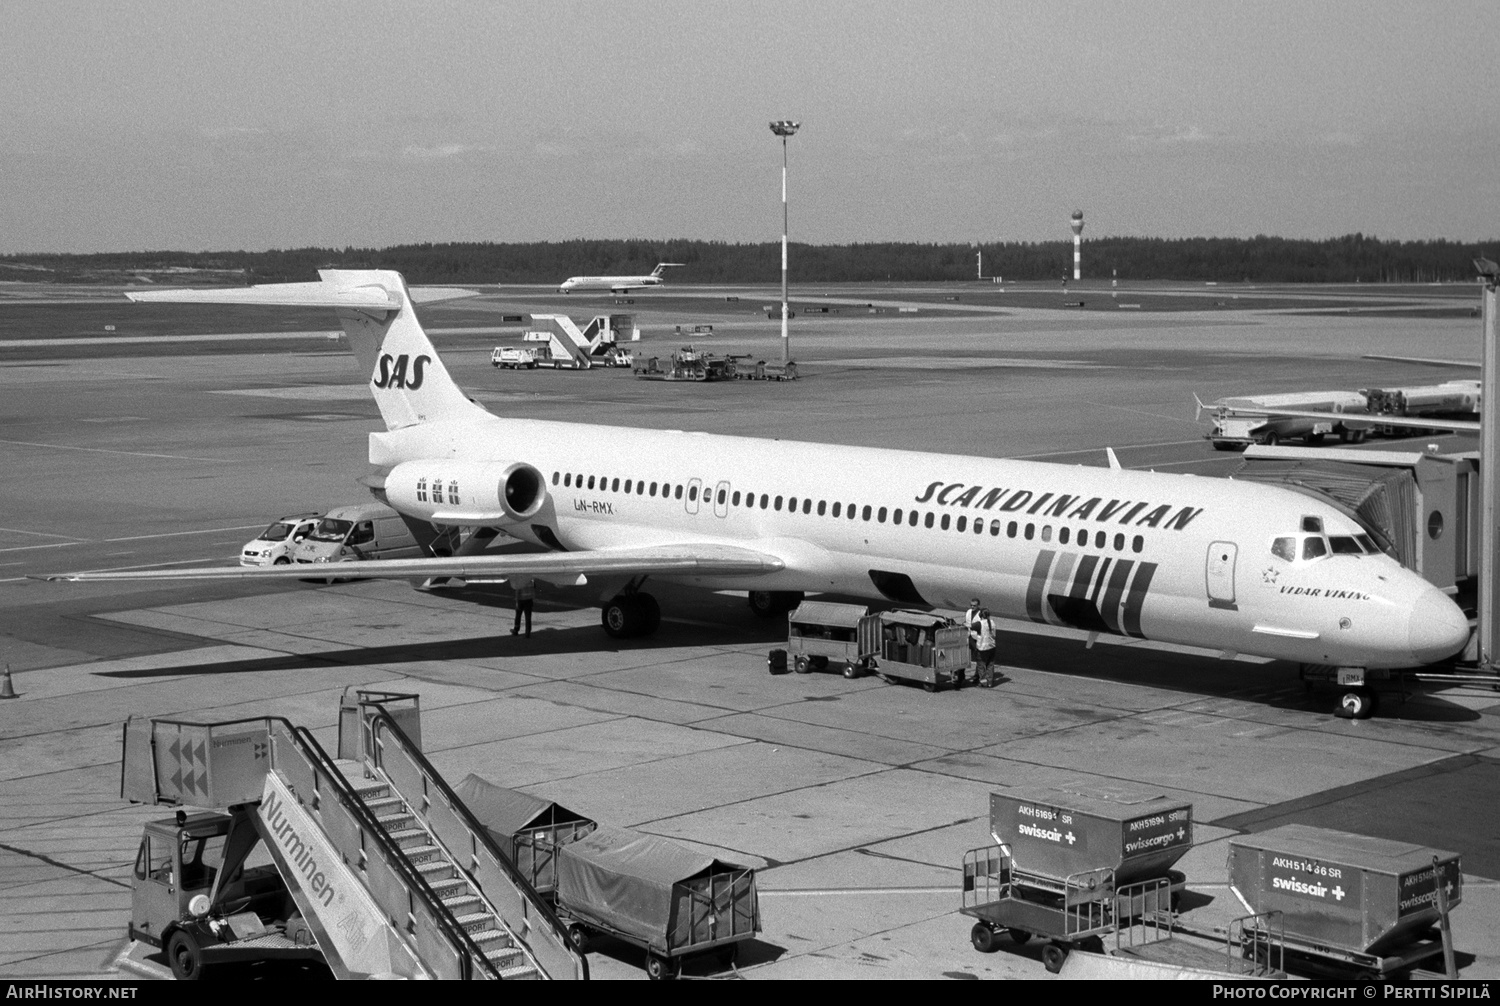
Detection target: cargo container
<box><xmin>989</xmin><ymin>786</ymin><xmax>1192</xmax><ymax>887</ymax></box>
<box><xmin>1228</xmin><ymin>824</ymin><xmax>1461</xmax><ymax>977</ymax></box>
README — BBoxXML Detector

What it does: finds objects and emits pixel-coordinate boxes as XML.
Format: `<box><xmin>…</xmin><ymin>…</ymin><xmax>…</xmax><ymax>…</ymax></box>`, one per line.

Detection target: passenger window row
<box><xmin>552</xmin><ymin>471</ymin><xmax>1147</xmax><ymax>554</ymax></box>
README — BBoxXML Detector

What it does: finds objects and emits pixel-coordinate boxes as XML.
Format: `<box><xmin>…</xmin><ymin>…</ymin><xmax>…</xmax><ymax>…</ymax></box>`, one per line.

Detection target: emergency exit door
<box><xmin>1206</xmin><ymin>541</ymin><xmax>1238</xmax><ymax>610</ymax></box>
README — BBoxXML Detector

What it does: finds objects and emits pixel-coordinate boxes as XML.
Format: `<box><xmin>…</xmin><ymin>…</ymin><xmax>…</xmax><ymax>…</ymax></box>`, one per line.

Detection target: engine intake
<box><xmin>385</xmin><ymin>459</ymin><xmax>547</xmax><ymax>525</ymax></box>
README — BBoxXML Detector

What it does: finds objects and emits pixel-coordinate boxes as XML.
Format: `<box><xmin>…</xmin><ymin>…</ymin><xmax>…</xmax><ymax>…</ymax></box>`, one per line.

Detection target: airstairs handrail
<box><xmin>278</xmin><ymin>721</ymin><xmax>510</xmax><ymax>979</ymax></box>
<box><xmin>363</xmin><ymin>707</ymin><xmax>589</xmax><ymax>981</ymax></box>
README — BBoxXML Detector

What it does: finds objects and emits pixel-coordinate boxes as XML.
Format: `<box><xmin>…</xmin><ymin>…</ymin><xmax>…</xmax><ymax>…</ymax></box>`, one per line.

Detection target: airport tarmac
<box><xmin>1</xmin><ymin>279</ymin><xmax>1497</xmax><ymax>980</ymax></box>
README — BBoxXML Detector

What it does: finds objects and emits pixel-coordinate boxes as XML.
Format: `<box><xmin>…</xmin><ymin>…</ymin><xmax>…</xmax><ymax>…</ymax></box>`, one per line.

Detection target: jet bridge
<box><xmin>120</xmin><ymin>689</ymin><xmax>587</xmax><ymax>980</ymax></box>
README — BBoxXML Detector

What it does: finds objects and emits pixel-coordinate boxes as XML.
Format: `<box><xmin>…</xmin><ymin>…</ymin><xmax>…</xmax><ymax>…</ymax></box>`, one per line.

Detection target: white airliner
<box><xmin>558</xmin><ymin>262</ymin><xmax>681</xmax><ymax>294</ymax></box>
<box><xmin>41</xmin><ymin>270</ymin><xmax>1471</xmax><ymax>718</ymax></box>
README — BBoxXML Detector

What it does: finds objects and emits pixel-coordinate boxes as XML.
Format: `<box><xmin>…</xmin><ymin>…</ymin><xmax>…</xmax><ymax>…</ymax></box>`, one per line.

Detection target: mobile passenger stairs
<box><xmin>120</xmin><ymin>690</ymin><xmax>587</xmax><ymax>980</ymax></box>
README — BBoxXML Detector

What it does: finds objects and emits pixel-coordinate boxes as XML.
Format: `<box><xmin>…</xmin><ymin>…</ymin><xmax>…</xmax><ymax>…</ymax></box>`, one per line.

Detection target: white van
<box><xmin>290</xmin><ymin>503</ymin><xmax>426</xmax><ymax>569</ymax></box>
<box><xmin>240</xmin><ymin>513</ymin><xmax>321</xmax><ymax>566</ymax></box>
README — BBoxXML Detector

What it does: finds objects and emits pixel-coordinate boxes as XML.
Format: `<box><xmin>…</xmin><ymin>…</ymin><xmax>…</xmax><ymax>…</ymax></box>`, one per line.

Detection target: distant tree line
<box><xmin>3</xmin><ymin>234</ymin><xmax>1495</xmax><ymax>285</ymax></box>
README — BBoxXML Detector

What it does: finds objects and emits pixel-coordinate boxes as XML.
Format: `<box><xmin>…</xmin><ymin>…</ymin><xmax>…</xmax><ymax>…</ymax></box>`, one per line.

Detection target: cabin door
<box><xmin>1206</xmin><ymin>541</ymin><xmax>1238</xmax><ymax>610</ymax></box>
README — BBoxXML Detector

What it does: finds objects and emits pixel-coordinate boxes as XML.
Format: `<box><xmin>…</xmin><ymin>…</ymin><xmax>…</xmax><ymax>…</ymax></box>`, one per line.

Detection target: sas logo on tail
<box><xmin>372</xmin><ymin>353</ymin><xmax>431</xmax><ymax>390</ymax></box>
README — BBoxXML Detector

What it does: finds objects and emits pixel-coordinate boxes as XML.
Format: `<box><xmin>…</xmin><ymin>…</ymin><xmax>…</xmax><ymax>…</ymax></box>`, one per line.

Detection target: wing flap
<box><xmin>37</xmin><ymin>543</ymin><xmax>783</xmax><ymax>584</ymax></box>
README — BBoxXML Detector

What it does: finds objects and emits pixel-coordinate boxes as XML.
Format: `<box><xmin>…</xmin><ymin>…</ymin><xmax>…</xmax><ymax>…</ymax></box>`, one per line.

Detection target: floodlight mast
<box><xmin>770</xmin><ymin>120</ymin><xmax>800</xmax><ymax>364</ymax></box>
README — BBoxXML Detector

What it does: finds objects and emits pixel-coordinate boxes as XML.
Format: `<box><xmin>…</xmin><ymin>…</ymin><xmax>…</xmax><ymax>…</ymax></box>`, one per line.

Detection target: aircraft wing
<box><xmin>1221</xmin><ymin>406</ymin><xmax>1481</xmax><ymax>433</ymax></box>
<box><xmin>1361</xmin><ymin>354</ymin><xmax>1479</xmax><ymax>370</ymax></box>
<box><xmin>37</xmin><ymin>542</ymin><xmax>784</xmax><ymax>585</ymax></box>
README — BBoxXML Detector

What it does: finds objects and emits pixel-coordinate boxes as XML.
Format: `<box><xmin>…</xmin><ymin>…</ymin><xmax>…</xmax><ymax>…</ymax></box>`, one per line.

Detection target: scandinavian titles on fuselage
<box><xmin>913</xmin><ymin>480</ymin><xmax>1204</xmax><ymax>531</ymax></box>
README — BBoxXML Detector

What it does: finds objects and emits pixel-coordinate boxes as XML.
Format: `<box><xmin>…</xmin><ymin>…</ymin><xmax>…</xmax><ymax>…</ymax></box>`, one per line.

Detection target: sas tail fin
<box><xmin>128</xmin><ymin>270</ymin><xmax>485</xmax><ymax>431</ymax></box>
<box><xmin>650</xmin><ymin>262</ymin><xmax>684</xmax><ymax>278</ymax></box>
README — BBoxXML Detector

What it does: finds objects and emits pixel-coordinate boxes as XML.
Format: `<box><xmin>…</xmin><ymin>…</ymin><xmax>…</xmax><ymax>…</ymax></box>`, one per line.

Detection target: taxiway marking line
<box><xmin>0</xmin><ymin>525</ymin><xmax>263</xmax><ymax>554</ymax></box>
<box><xmin>0</xmin><ymin>541</ymin><xmax>80</xmax><ymax>554</ymax></box>
<box><xmin>101</xmin><ymin>525</ymin><xmax>262</xmax><ymax>543</ymax></box>
<box><xmin>0</xmin><ymin>438</ymin><xmax>236</xmax><ymax>463</ymax></box>
<box><xmin>0</xmin><ymin>526</ymin><xmax>88</xmax><ymax>541</ymax></box>
<box><xmin>1009</xmin><ymin>438</ymin><xmax>1206</xmax><ymax>460</ymax></box>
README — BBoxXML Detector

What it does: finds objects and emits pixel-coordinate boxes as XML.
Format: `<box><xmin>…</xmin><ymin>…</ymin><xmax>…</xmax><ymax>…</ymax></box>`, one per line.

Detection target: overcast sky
<box><xmin>2</xmin><ymin>1</ymin><xmax>1496</xmax><ymax>253</ymax></box>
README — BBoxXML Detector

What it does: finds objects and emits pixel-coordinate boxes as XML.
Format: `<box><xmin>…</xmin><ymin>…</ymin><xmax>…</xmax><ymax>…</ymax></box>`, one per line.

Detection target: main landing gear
<box><xmin>602</xmin><ymin>593</ymin><xmax>661</xmax><ymax>638</ymax></box>
<box><xmin>748</xmin><ymin>590</ymin><xmax>803</xmax><ymax>617</ymax></box>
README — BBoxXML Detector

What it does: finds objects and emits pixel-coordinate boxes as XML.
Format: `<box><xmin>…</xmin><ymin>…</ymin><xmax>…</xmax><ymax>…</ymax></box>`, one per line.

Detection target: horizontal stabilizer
<box><xmin>126</xmin><ymin>273</ymin><xmax>478</xmax><ymax>310</ymax></box>
<box><xmin>37</xmin><ymin>542</ymin><xmax>785</xmax><ymax>585</ymax></box>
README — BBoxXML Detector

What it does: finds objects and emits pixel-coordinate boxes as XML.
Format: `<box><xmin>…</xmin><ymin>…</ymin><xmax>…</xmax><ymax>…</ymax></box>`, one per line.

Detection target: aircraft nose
<box><xmin>1406</xmin><ymin>588</ymin><xmax>1471</xmax><ymax>665</ymax></box>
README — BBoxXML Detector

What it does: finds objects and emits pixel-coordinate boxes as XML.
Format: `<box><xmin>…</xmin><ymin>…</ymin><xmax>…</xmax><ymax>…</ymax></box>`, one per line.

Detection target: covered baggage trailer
<box><xmin>989</xmin><ymin>786</ymin><xmax>1192</xmax><ymax>895</ymax></box>
<box><xmin>1228</xmin><ymin>824</ymin><xmax>1462</xmax><ymax>978</ymax></box>
<box><xmin>555</xmin><ymin>825</ymin><xmax>759</xmax><ymax>980</ymax></box>
<box><xmin>784</xmin><ymin>601</ymin><xmax>873</xmax><ymax>678</ymax></box>
<box><xmin>454</xmin><ymin>774</ymin><xmax>597</xmax><ymax>897</ymax></box>
<box><xmin>868</xmin><ymin>609</ymin><xmax>967</xmax><ymax>691</ymax></box>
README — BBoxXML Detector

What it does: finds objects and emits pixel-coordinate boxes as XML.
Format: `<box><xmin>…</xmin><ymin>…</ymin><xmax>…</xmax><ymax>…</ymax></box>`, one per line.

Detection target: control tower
<box><xmin>1070</xmin><ymin>210</ymin><xmax>1084</xmax><ymax>280</ymax></box>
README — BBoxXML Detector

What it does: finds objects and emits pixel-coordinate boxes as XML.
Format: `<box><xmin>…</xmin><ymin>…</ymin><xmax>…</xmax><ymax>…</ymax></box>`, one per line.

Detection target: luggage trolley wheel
<box><xmin>843</xmin><ymin>659</ymin><xmax>866</xmax><ymax>680</ymax></box>
<box><xmin>1041</xmin><ymin>942</ymin><xmax>1069</xmax><ymax>974</ymax></box>
<box><xmin>970</xmin><ymin>922</ymin><xmax>1001</xmax><ymax>954</ymax></box>
<box><xmin>645</xmin><ymin>952</ymin><xmax>679</xmax><ymax>981</ymax></box>
<box><xmin>793</xmin><ymin>655</ymin><xmax>811</xmax><ymax>674</ymax></box>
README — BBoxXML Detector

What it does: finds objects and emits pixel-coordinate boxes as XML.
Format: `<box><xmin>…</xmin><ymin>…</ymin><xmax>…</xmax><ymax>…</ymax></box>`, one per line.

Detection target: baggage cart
<box><xmin>554</xmin><ymin>825</ymin><xmax>759</xmax><ymax>980</ymax></box>
<box><xmin>453</xmin><ymin>774</ymin><xmax>596</xmax><ymax>897</ymax></box>
<box><xmin>783</xmin><ymin>601</ymin><xmax>872</xmax><ymax>677</ymax></box>
<box><xmin>867</xmin><ymin>610</ymin><xmax>967</xmax><ymax>691</ymax></box>
<box><xmin>961</xmin><ymin>845</ymin><xmax>1116</xmax><ymax>973</ymax></box>
<box><xmin>1228</xmin><ymin>824</ymin><xmax>1462</xmax><ymax>978</ymax></box>
<box><xmin>989</xmin><ymin>786</ymin><xmax>1193</xmax><ymax>892</ymax></box>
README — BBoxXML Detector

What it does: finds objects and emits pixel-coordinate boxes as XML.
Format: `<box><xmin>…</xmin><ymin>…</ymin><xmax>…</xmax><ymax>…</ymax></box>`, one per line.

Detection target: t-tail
<box><xmin>127</xmin><ymin>269</ymin><xmax>485</xmax><ymax>431</ymax></box>
<box><xmin>650</xmin><ymin>262</ymin><xmax>684</xmax><ymax>279</ymax></box>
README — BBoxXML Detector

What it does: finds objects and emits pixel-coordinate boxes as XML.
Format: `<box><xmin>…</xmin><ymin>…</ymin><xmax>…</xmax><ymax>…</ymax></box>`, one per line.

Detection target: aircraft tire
<box><xmin>1263</xmin><ymin>431</ymin><xmax>1279</xmax><ymax>447</ymax></box>
<box><xmin>636</xmin><ymin>593</ymin><xmax>661</xmax><ymax>635</ymax></box>
<box><xmin>748</xmin><ymin>591</ymin><xmax>804</xmax><ymax>617</ymax></box>
<box><xmin>1338</xmin><ymin>687</ymin><xmax>1377</xmax><ymax>719</ymax></box>
<box><xmin>601</xmin><ymin>597</ymin><xmax>637</xmax><ymax>638</ymax></box>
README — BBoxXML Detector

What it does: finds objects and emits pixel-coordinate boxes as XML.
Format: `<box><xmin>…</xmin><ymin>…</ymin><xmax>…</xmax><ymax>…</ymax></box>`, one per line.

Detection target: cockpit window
<box><xmin>1271</xmin><ymin>537</ymin><xmax>1296</xmax><ymax>562</ymax></box>
<box><xmin>1329</xmin><ymin>536</ymin><xmax>1363</xmax><ymax>555</ymax></box>
<box><xmin>1356</xmin><ymin>534</ymin><xmax>1378</xmax><ymax>553</ymax></box>
<box><xmin>1302</xmin><ymin>536</ymin><xmax>1328</xmax><ymax>560</ymax></box>
<box><xmin>1301</xmin><ymin>516</ymin><xmax>1324</xmax><ymax>533</ymax></box>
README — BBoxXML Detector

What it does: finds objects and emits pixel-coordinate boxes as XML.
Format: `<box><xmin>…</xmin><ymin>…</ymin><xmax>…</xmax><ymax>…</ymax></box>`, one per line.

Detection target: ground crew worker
<box><xmin>964</xmin><ymin>597</ymin><xmax>982</xmax><ymax>685</ymax></box>
<box><xmin>973</xmin><ymin>609</ymin><xmax>998</xmax><ymax>688</ymax></box>
<box><xmin>511</xmin><ymin>575</ymin><xmax>536</xmax><ymax>638</ymax></box>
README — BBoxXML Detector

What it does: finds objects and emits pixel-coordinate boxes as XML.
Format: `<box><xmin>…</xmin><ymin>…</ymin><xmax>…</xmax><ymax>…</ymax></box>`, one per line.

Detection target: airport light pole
<box><xmin>770</xmin><ymin>120</ymin><xmax>800</xmax><ymax>364</ymax></box>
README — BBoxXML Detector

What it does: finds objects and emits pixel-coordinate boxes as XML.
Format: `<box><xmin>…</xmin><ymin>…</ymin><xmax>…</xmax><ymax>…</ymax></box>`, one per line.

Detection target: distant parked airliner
<box><xmin>558</xmin><ymin>263</ymin><xmax>681</xmax><ymax>294</ymax></box>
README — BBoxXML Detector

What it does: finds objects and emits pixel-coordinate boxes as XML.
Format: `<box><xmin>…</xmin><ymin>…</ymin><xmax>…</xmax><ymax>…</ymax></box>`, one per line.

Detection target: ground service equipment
<box><xmin>120</xmin><ymin>690</ymin><xmax>586</xmax><ymax>980</ymax></box>
<box><xmin>773</xmin><ymin>603</ymin><xmax>968</xmax><ymax>691</ymax></box>
<box><xmin>553</xmin><ymin>824</ymin><xmax>760</xmax><ymax>980</ymax></box>
<box><xmin>988</xmin><ymin>786</ymin><xmax>1192</xmax><ymax>891</ymax></box>
<box><xmin>454</xmin><ymin>774</ymin><xmax>597</xmax><ymax>898</ymax></box>
<box><xmin>1228</xmin><ymin>824</ymin><xmax>1462</xmax><ymax>979</ymax></box>
<box><xmin>961</xmin><ymin>845</ymin><xmax>1117</xmax><ymax>973</ymax></box>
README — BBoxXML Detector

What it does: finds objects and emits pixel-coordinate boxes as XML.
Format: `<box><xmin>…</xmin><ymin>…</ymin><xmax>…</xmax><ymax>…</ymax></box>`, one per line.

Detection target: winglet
<box><xmin>1105</xmin><ymin>447</ymin><xmax>1122</xmax><ymax>471</ymax></box>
